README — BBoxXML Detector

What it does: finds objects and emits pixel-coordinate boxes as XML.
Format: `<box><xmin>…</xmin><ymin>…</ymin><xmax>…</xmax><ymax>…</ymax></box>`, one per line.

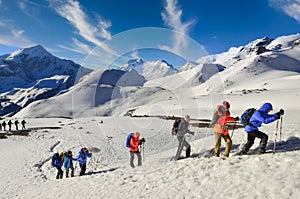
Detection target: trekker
<box><xmin>21</xmin><ymin>120</ymin><xmax>26</xmax><ymax>130</ymax></box>
<box><xmin>213</xmin><ymin>101</ymin><xmax>239</xmax><ymax>157</ymax></box>
<box><xmin>129</xmin><ymin>132</ymin><xmax>145</xmax><ymax>168</ymax></box>
<box><xmin>14</xmin><ymin>120</ymin><xmax>19</xmax><ymax>131</ymax></box>
<box><xmin>77</xmin><ymin>147</ymin><xmax>92</xmax><ymax>176</ymax></box>
<box><xmin>175</xmin><ymin>115</ymin><xmax>195</xmax><ymax>160</ymax></box>
<box><xmin>239</xmin><ymin>102</ymin><xmax>284</xmax><ymax>154</ymax></box>
<box><xmin>0</xmin><ymin>122</ymin><xmax>2</xmax><ymax>131</ymax></box>
<box><xmin>63</xmin><ymin>151</ymin><xmax>76</xmax><ymax>178</ymax></box>
<box><xmin>8</xmin><ymin>120</ymin><xmax>12</xmax><ymax>131</ymax></box>
<box><xmin>53</xmin><ymin>152</ymin><xmax>64</xmax><ymax>179</ymax></box>
<box><xmin>2</xmin><ymin>121</ymin><xmax>6</xmax><ymax>131</ymax></box>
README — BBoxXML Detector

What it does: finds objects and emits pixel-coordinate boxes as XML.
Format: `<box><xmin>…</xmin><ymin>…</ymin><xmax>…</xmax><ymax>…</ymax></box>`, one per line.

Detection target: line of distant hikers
<box><xmin>51</xmin><ymin>101</ymin><xmax>284</xmax><ymax>179</ymax></box>
<box><xmin>0</xmin><ymin>119</ymin><xmax>26</xmax><ymax>131</ymax></box>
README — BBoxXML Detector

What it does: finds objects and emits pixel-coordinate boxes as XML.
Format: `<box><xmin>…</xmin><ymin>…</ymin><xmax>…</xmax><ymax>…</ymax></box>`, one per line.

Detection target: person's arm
<box><xmin>86</xmin><ymin>152</ymin><xmax>92</xmax><ymax>158</ymax></box>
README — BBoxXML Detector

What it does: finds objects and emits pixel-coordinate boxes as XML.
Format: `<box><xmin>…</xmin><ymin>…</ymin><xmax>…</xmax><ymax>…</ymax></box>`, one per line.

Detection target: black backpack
<box><xmin>240</xmin><ymin>108</ymin><xmax>256</xmax><ymax>126</ymax></box>
<box><xmin>211</xmin><ymin>111</ymin><xmax>219</xmax><ymax>126</ymax></box>
<box><xmin>171</xmin><ymin>119</ymin><xmax>181</xmax><ymax>135</ymax></box>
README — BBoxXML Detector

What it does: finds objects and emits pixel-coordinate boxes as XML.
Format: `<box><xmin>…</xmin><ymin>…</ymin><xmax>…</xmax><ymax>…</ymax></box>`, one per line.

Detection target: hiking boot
<box><xmin>258</xmin><ymin>148</ymin><xmax>266</xmax><ymax>154</ymax></box>
<box><xmin>237</xmin><ymin>151</ymin><xmax>247</xmax><ymax>155</ymax></box>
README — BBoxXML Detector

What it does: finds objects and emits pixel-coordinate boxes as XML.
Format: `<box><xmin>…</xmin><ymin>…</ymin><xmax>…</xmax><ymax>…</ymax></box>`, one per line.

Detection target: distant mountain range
<box><xmin>0</xmin><ymin>45</ymin><xmax>92</xmax><ymax>116</ymax></box>
<box><xmin>1</xmin><ymin>33</ymin><xmax>300</xmax><ymax>117</ymax></box>
<box><xmin>120</xmin><ymin>58</ymin><xmax>178</xmax><ymax>80</ymax></box>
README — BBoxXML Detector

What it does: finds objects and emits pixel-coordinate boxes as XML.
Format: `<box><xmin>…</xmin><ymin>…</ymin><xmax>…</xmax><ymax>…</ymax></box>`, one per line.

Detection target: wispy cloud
<box><xmin>0</xmin><ymin>23</ymin><xmax>34</xmax><ymax>47</ymax></box>
<box><xmin>49</xmin><ymin>0</ymin><xmax>114</xmax><ymax>55</ymax></box>
<box><xmin>269</xmin><ymin>0</ymin><xmax>300</xmax><ymax>23</ymax></box>
<box><xmin>161</xmin><ymin>0</ymin><xmax>196</xmax><ymax>54</ymax></box>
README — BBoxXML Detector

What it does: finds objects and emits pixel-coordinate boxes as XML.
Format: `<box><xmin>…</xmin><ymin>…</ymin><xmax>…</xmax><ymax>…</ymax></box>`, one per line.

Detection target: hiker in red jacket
<box><xmin>213</xmin><ymin>101</ymin><xmax>239</xmax><ymax>157</ymax></box>
<box><xmin>129</xmin><ymin>132</ymin><xmax>145</xmax><ymax>168</ymax></box>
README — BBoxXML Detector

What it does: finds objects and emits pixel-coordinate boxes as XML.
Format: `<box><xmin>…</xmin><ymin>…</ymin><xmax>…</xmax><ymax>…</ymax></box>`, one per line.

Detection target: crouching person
<box><xmin>52</xmin><ymin>151</ymin><xmax>64</xmax><ymax>179</ymax></box>
<box><xmin>64</xmin><ymin>151</ymin><xmax>76</xmax><ymax>178</ymax></box>
<box><xmin>77</xmin><ymin>147</ymin><xmax>92</xmax><ymax>176</ymax></box>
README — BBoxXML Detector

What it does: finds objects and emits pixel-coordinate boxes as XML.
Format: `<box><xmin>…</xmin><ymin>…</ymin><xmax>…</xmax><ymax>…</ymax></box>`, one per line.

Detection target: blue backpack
<box><xmin>126</xmin><ymin>133</ymin><xmax>134</xmax><ymax>148</ymax></box>
<box><xmin>240</xmin><ymin>108</ymin><xmax>256</xmax><ymax>126</ymax></box>
<box><xmin>51</xmin><ymin>152</ymin><xmax>59</xmax><ymax>166</ymax></box>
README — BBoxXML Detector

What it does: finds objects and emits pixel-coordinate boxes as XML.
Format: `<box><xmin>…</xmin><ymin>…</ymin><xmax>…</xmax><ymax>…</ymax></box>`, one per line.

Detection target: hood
<box><xmin>259</xmin><ymin>102</ymin><xmax>273</xmax><ymax>112</ymax></box>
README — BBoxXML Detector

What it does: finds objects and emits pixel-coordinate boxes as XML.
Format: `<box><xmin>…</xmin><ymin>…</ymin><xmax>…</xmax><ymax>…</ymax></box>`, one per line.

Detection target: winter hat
<box><xmin>59</xmin><ymin>151</ymin><xmax>64</xmax><ymax>156</ymax></box>
<box><xmin>185</xmin><ymin>115</ymin><xmax>191</xmax><ymax>121</ymax></box>
<box><xmin>134</xmin><ymin>132</ymin><xmax>140</xmax><ymax>137</ymax></box>
<box><xmin>223</xmin><ymin>101</ymin><xmax>230</xmax><ymax>109</ymax></box>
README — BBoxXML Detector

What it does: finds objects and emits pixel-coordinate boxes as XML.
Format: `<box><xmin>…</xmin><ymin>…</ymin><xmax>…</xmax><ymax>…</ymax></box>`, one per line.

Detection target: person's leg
<box><xmin>79</xmin><ymin>164</ymin><xmax>86</xmax><ymax>176</ymax></box>
<box><xmin>223</xmin><ymin>134</ymin><xmax>232</xmax><ymax>157</ymax></box>
<box><xmin>59</xmin><ymin>168</ymin><xmax>63</xmax><ymax>179</ymax></box>
<box><xmin>175</xmin><ymin>136</ymin><xmax>185</xmax><ymax>160</ymax></box>
<box><xmin>245</xmin><ymin>132</ymin><xmax>256</xmax><ymax>151</ymax></box>
<box><xmin>56</xmin><ymin>167</ymin><xmax>60</xmax><ymax>179</ymax></box>
<box><xmin>71</xmin><ymin>167</ymin><xmax>74</xmax><ymax>177</ymax></box>
<box><xmin>252</xmin><ymin>131</ymin><xmax>268</xmax><ymax>153</ymax></box>
<box><xmin>182</xmin><ymin>139</ymin><xmax>191</xmax><ymax>158</ymax></box>
<box><xmin>136</xmin><ymin>152</ymin><xmax>142</xmax><ymax>166</ymax></box>
<box><xmin>214</xmin><ymin>132</ymin><xmax>222</xmax><ymax>157</ymax></box>
<box><xmin>65</xmin><ymin>168</ymin><xmax>69</xmax><ymax>178</ymax></box>
<box><xmin>130</xmin><ymin>152</ymin><xmax>135</xmax><ymax>168</ymax></box>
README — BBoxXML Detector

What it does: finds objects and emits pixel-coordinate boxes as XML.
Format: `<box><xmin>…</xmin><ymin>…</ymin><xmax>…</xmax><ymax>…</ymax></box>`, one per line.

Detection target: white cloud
<box><xmin>50</xmin><ymin>0</ymin><xmax>115</xmax><ymax>55</ymax></box>
<box><xmin>269</xmin><ymin>0</ymin><xmax>300</xmax><ymax>23</ymax></box>
<box><xmin>161</xmin><ymin>0</ymin><xmax>196</xmax><ymax>54</ymax></box>
<box><xmin>0</xmin><ymin>25</ymin><xmax>34</xmax><ymax>47</ymax></box>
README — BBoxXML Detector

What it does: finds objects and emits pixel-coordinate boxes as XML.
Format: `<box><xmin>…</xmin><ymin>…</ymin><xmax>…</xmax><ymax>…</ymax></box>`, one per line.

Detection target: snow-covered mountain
<box><xmin>13</xmin><ymin>33</ymin><xmax>300</xmax><ymax>119</ymax></box>
<box><xmin>120</xmin><ymin>58</ymin><xmax>178</xmax><ymax>80</ymax></box>
<box><xmin>16</xmin><ymin>69</ymin><xmax>147</xmax><ymax>118</ymax></box>
<box><xmin>0</xmin><ymin>45</ymin><xmax>92</xmax><ymax>116</ymax></box>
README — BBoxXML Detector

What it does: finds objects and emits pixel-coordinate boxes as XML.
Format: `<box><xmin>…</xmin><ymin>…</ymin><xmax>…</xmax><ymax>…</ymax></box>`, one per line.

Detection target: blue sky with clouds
<box><xmin>0</xmin><ymin>0</ymin><xmax>299</xmax><ymax>69</ymax></box>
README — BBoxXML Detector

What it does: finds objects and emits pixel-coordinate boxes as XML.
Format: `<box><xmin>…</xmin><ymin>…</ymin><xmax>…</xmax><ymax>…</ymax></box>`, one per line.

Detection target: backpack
<box><xmin>126</xmin><ymin>133</ymin><xmax>134</xmax><ymax>148</ymax></box>
<box><xmin>240</xmin><ymin>108</ymin><xmax>256</xmax><ymax>126</ymax></box>
<box><xmin>171</xmin><ymin>119</ymin><xmax>181</xmax><ymax>135</ymax></box>
<box><xmin>51</xmin><ymin>153</ymin><xmax>59</xmax><ymax>167</ymax></box>
<box><xmin>211</xmin><ymin>111</ymin><xmax>220</xmax><ymax>126</ymax></box>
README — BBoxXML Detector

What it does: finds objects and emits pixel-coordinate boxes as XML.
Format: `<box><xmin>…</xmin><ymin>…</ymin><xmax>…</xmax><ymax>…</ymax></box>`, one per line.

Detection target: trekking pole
<box><xmin>230</xmin><ymin>121</ymin><xmax>237</xmax><ymax>139</ymax></box>
<box><xmin>273</xmin><ymin>119</ymin><xmax>279</xmax><ymax>154</ymax></box>
<box><xmin>142</xmin><ymin>142</ymin><xmax>145</xmax><ymax>162</ymax></box>
<box><xmin>279</xmin><ymin>116</ymin><xmax>283</xmax><ymax>142</ymax></box>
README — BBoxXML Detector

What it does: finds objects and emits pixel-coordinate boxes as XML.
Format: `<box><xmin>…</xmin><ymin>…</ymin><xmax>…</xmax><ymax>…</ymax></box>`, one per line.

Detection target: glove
<box><xmin>140</xmin><ymin>138</ymin><xmax>145</xmax><ymax>143</ymax></box>
<box><xmin>275</xmin><ymin>112</ymin><xmax>281</xmax><ymax>119</ymax></box>
<box><xmin>279</xmin><ymin>109</ymin><xmax>284</xmax><ymax>116</ymax></box>
<box><xmin>234</xmin><ymin>116</ymin><xmax>239</xmax><ymax>121</ymax></box>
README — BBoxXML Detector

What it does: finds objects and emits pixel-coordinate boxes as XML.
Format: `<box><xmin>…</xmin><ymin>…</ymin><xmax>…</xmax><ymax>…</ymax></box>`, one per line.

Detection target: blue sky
<box><xmin>0</xmin><ymin>0</ymin><xmax>299</xmax><ymax>69</ymax></box>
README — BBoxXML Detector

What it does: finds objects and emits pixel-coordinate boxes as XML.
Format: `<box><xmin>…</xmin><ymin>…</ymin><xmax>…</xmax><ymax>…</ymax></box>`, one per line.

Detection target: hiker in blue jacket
<box><xmin>63</xmin><ymin>151</ymin><xmax>77</xmax><ymax>178</ymax></box>
<box><xmin>77</xmin><ymin>147</ymin><xmax>92</xmax><ymax>176</ymax></box>
<box><xmin>53</xmin><ymin>152</ymin><xmax>64</xmax><ymax>179</ymax></box>
<box><xmin>240</xmin><ymin>102</ymin><xmax>284</xmax><ymax>154</ymax></box>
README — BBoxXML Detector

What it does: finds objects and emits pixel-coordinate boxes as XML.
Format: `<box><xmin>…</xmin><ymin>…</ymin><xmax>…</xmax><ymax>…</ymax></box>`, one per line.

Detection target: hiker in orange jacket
<box><xmin>213</xmin><ymin>101</ymin><xmax>239</xmax><ymax>157</ymax></box>
<box><xmin>129</xmin><ymin>132</ymin><xmax>145</xmax><ymax>168</ymax></box>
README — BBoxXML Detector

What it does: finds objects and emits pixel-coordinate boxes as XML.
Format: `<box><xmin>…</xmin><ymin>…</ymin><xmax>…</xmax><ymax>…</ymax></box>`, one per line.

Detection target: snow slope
<box><xmin>1</xmin><ymin>116</ymin><xmax>299</xmax><ymax>198</ymax></box>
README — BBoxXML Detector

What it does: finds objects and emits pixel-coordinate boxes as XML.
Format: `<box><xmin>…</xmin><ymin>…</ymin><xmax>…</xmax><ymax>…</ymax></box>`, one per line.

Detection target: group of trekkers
<box><xmin>0</xmin><ymin>119</ymin><xmax>26</xmax><ymax>131</ymax></box>
<box><xmin>52</xmin><ymin>147</ymin><xmax>92</xmax><ymax>179</ymax></box>
<box><xmin>51</xmin><ymin>101</ymin><xmax>284</xmax><ymax>179</ymax></box>
<box><xmin>174</xmin><ymin>101</ymin><xmax>284</xmax><ymax>160</ymax></box>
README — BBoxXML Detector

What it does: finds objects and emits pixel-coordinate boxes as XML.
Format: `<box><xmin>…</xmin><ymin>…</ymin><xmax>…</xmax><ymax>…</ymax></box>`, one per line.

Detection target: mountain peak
<box><xmin>6</xmin><ymin>45</ymin><xmax>52</xmax><ymax>62</ymax></box>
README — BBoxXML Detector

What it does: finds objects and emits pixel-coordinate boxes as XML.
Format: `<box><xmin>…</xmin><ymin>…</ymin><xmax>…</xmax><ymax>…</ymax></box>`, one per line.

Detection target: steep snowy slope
<box><xmin>16</xmin><ymin>69</ymin><xmax>147</xmax><ymax>118</ymax></box>
<box><xmin>120</xmin><ymin>58</ymin><xmax>178</xmax><ymax>80</ymax></box>
<box><xmin>0</xmin><ymin>45</ymin><xmax>92</xmax><ymax>116</ymax></box>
